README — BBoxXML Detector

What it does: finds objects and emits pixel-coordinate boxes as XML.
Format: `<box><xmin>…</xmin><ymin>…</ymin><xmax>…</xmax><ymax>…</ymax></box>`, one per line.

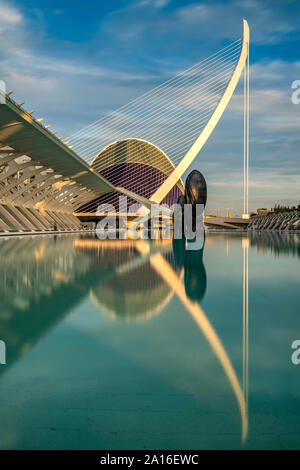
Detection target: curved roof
<box><xmin>0</xmin><ymin>95</ymin><xmax>114</xmax><ymax>195</ymax></box>
<box><xmin>91</xmin><ymin>138</ymin><xmax>184</xmax><ymax>194</ymax></box>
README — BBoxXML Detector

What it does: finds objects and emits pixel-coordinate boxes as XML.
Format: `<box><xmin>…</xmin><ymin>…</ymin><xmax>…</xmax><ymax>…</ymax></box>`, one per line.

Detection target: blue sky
<box><xmin>0</xmin><ymin>0</ymin><xmax>299</xmax><ymax>214</ymax></box>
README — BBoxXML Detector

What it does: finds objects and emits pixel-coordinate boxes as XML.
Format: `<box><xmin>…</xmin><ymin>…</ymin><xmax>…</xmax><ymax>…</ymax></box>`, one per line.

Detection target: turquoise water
<box><xmin>0</xmin><ymin>232</ymin><xmax>299</xmax><ymax>449</ymax></box>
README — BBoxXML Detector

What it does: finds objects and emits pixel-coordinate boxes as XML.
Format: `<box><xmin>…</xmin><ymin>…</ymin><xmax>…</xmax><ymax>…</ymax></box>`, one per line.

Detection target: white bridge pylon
<box><xmin>68</xmin><ymin>20</ymin><xmax>250</xmax><ymax>216</ymax></box>
<box><xmin>151</xmin><ymin>19</ymin><xmax>250</xmax><ymax>206</ymax></box>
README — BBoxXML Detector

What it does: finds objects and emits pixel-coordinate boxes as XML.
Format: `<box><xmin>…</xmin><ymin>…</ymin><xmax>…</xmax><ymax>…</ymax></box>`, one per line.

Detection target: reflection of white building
<box><xmin>0</xmin><ymin>236</ymin><xmax>181</xmax><ymax>375</ymax></box>
<box><xmin>0</xmin><ymin>236</ymin><xmax>92</xmax><ymax>321</ymax></box>
<box><xmin>74</xmin><ymin>238</ymin><xmax>181</xmax><ymax>322</ymax></box>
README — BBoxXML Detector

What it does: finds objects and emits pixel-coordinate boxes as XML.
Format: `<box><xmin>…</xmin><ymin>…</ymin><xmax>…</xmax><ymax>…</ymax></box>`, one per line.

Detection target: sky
<box><xmin>0</xmin><ymin>0</ymin><xmax>299</xmax><ymax>215</ymax></box>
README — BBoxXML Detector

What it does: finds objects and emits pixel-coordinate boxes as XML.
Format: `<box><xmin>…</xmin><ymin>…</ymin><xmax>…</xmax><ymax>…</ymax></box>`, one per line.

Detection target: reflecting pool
<box><xmin>0</xmin><ymin>232</ymin><xmax>299</xmax><ymax>449</ymax></box>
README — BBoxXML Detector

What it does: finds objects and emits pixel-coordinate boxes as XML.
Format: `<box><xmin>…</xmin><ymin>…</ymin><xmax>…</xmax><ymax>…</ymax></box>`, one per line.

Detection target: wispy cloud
<box><xmin>99</xmin><ymin>0</ymin><xmax>299</xmax><ymax>46</ymax></box>
<box><xmin>0</xmin><ymin>2</ymin><xmax>22</xmax><ymax>25</ymax></box>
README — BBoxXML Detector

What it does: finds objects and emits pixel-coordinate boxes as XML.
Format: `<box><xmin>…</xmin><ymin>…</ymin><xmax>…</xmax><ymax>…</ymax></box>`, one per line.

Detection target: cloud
<box><xmin>137</xmin><ymin>0</ymin><xmax>171</xmax><ymax>8</ymax></box>
<box><xmin>0</xmin><ymin>1</ymin><xmax>170</xmax><ymax>133</ymax></box>
<box><xmin>173</xmin><ymin>0</ymin><xmax>296</xmax><ymax>44</ymax></box>
<box><xmin>99</xmin><ymin>0</ymin><xmax>299</xmax><ymax>48</ymax></box>
<box><xmin>0</xmin><ymin>2</ymin><xmax>22</xmax><ymax>25</ymax></box>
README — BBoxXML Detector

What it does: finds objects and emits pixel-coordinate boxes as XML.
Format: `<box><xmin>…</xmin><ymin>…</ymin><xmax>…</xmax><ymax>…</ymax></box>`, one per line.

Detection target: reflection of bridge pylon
<box><xmin>144</xmin><ymin>245</ymin><xmax>248</xmax><ymax>443</ymax></box>
<box><xmin>242</xmin><ymin>237</ymin><xmax>249</xmax><ymax>410</ymax></box>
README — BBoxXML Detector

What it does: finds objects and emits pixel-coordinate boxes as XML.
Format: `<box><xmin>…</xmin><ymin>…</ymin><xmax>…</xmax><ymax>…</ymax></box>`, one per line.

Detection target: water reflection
<box><xmin>173</xmin><ymin>237</ymin><xmax>206</xmax><ymax>302</ymax></box>
<box><xmin>0</xmin><ymin>232</ymin><xmax>299</xmax><ymax>449</ymax></box>
<box><xmin>249</xmin><ymin>231</ymin><xmax>300</xmax><ymax>258</ymax></box>
<box><xmin>0</xmin><ymin>233</ymin><xmax>251</xmax><ymax>443</ymax></box>
<box><xmin>0</xmin><ymin>235</ymin><xmax>184</xmax><ymax>372</ymax></box>
<box><xmin>242</xmin><ymin>238</ymin><xmax>249</xmax><ymax>411</ymax></box>
<box><xmin>149</xmin><ymin>242</ymin><xmax>248</xmax><ymax>441</ymax></box>
<box><xmin>75</xmin><ymin>238</ymin><xmax>182</xmax><ymax>322</ymax></box>
<box><xmin>0</xmin><ymin>234</ymin><xmax>208</xmax><ymax>335</ymax></box>
<box><xmin>0</xmin><ymin>235</ymin><xmax>100</xmax><ymax>373</ymax></box>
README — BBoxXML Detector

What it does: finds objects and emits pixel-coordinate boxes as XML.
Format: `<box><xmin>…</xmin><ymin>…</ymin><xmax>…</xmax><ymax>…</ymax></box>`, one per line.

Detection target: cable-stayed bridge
<box><xmin>0</xmin><ymin>20</ymin><xmax>250</xmax><ymax>233</ymax></box>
